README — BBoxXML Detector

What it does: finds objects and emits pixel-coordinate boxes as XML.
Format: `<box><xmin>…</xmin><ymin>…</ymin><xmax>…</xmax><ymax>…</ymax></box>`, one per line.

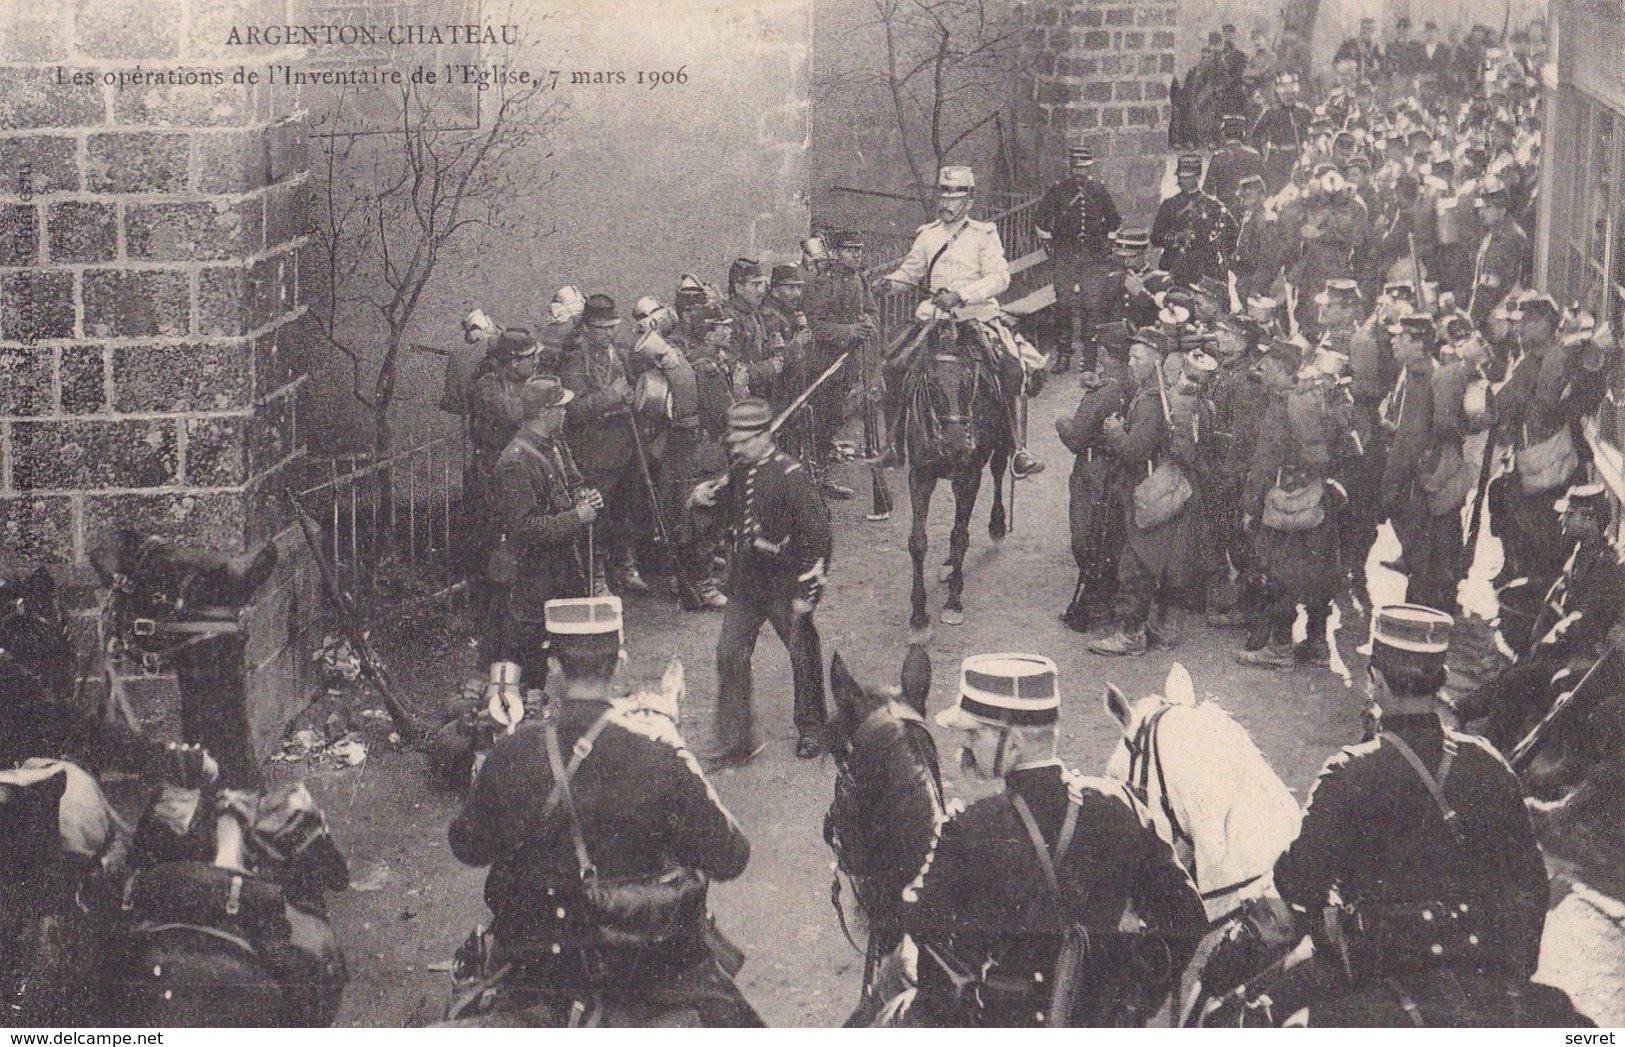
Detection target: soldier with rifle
<box><xmin>805</xmin><ymin>230</ymin><xmax>880</xmax><ymax>504</ymax></box>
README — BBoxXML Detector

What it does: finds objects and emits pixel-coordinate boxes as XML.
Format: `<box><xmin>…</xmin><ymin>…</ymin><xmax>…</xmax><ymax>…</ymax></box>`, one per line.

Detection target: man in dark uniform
<box><xmin>1151</xmin><ymin>154</ymin><xmax>1237</xmax><ymax>290</ymax></box>
<box><xmin>1466</xmin><ymin>181</ymin><xmax>1530</xmax><ymax>326</ymax></box>
<box><xmin>724</xmin><ymin>258</ymin><xmax>782</xmax><ymax>401</ymax></box>
<box><xmin>1034</xmin><ymin>144</ymin><xmax>1122</xmax><ymax>374</ymax></box>
<box><xmin>671</xmin><ymin>306</ymin><xmax>738</xmax><ymax>611</ymax></box>
<box><xmin>1230</xmin><ymin>175</ymin><xmax>1277</xmax><ymax>300</ymax></box>
<box><xmin>1056</xmin><ymin>329</ymin><xmax>1130</xmax><ymax>633</ymax></box>
<box><xmin>491</xmin><ymin>378</ymin><xmax>601</xmax><ymax>691</ymax></box>
<box><xmin>1204</xmin><ymin>115</ymin><xmax>1264</xmax><ymax>212</ymax></box>
<box><xmin>804</xmin><ymin>230</ymin><xmax>878</xmax><ymax>485</ymax></box>
<box><xmin>468</xmin><ymin>329</ymin><xmax>542</xmax><ymax>663</ymax></box>
<box><xmin>761</xmin><ymin>264</ymin><xmax>833</xmax><ymax>492</ymax></box>
<box><xmin>1097</xmin><ymin>228</ymin><xmax>1168</xmax><ymax>332</ymax></box>
<box><xmin>693</xmin><ymin>399</ymin><xmax>833</xmax><ymax>764</ymax></box>
<box><xmin>449</xmin><ymin>595</ymin><xmax>760</xmax><ymax>1027</ymax></box>
<box><xmin>1251</xmin><ymin>72</ymin><xmax>1314</xmax><ymax>192</ymax></box>
<box><xmin>1201</xmin><ymin>313</ymin><xmax>1269</xmax><ymax>623</ymax></box>
<box><xmin>1333</xmin><ymin>17</ymin><xmax>1383</xmax><ymax>81</ymax></box>
<box><xmin>1268</xmin><ymin>604</ymin><xmax>1550</xmax><ymax>1008</ymax></box>
<box><xmin>897</xmin><ymin>653</ymin><xmax>1206</xmax><ymax>1027</ymax></box>
<box><xmin>559</xmin><ymin>295</ymin><xmax>647</xmax><ymax>597</ymax></box>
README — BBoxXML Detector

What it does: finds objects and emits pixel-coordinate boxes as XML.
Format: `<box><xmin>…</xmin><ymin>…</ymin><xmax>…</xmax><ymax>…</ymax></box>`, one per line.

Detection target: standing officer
<box><xmin>806</xmin><ymin>231</ymin><xmax>878</xmax><ymax>478</ymax></box>
<box><xmin>1204</xmin><ymin>115</ymin><xmax>1265</xmax><ymax>212</ymax></box>
<box><xmin>1466</xmin><ymin>180</ymin><xmax>1530</xmax><ymax>326</ymax></box>
<box><xmin>491</xmin><ymin>378</ymin><xmax>601</xmax><ymax>691</ymax></box>
<box><xmin>1267</xmin><ymin>605</ymin><xmax>1549</xmax><ymax>1005</ymax></box>
<box><xmin>1097</xmin><ymin>228</ymin><xmax>1169</xmax><ymax>332</ymax></box>
<box><xmin>1034</xmin><ymin>144</ymin><xmax>1122</xmax><ymax>374</ymax></box>
<box><xmin>1152</xmin><ymin>155</ymin><xmax>1237</xmax><ymax>290</ymax></box>
<box><xmin>559</xmin><ymin>294</ymin><xmax>648</xmax><ymax>597</ymax></box>
<box><xmin>1251</xmin><ymin>72</ymin><xmax>1314</xmax><ymax>192</ymax></box>
<box><xmin>693</xmin><ymin>399</ymin><xmax>833</xmax><ymax>764</ymax></box>
<box><xmin>468</xmin><ymin>329</ymin><xmax>542</xmax><ymax>663</ymax></box>
<box><xmin>1056</xmin><ymin>330</ymin><xmax>1130</xmax><ymax>633</ymax></box>
<box><xmin>449</xmin><ymin>595</ymin><xmax>760</xmax><ymax>1027</ymax></box>
<box><xmin>896</xmin><ymin>653</ymin><xmax>1206</xmax><ymax>1027</ymax></box>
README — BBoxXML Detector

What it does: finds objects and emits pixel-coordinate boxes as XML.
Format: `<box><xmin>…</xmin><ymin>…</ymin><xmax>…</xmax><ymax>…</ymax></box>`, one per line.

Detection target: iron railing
<box><xmin>297</xmin><ymin>434</ymin><xmax>466</xmax><ymax>619</ymax></box>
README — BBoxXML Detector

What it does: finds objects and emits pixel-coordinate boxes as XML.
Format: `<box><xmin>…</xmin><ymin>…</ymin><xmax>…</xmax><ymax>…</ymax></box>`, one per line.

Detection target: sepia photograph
<box><xmin>0</xmin><ymin>0</ymin><xmax>1621</xmax><ymax>1029</ymax></box>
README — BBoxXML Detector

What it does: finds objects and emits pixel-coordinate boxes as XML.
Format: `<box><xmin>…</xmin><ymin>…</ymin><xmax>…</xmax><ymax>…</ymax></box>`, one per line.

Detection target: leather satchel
<box><xmin>1517</xmin><ymin>423</ymin><xmax>1579</xmax><ymax>494</ymax></box>
<box><xmin>1418</xmin><ymin>442</ymin><xmax>1474</xmax><ymax>517</ymax></box>
<box><xmin>542</xmin><ymin>716</ymin><xmax>708</xmax><ymax>951</ymax></box>
<box><xmin>1262</xmin><ymin>475</ymin><xmax>1325</xmax><ymax>532</ymax></box>
<box><xmin>1133</xmin><ymin>460</ymin><xmax>1193</xmax><ymax>530</ymax></box>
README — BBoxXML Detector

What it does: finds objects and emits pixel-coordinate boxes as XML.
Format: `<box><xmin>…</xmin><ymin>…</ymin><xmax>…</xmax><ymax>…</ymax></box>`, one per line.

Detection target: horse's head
<box><xmin>253</xmin><ymin>782</ymin><xmax>350</xmax><ymax>895</ymax></box>
<box><xmin>824</xmin><ymin>647</ymin><xmax>943</xmax><ymax>934</ymax></box>
<box><xmin>1102</xmin><ymin>662</ymin><xmax>1198</xmax><ymax>783</ymax></box>
<box><xmin>90</xmin><ymin>529</ymin><xmax>277</xmax><ymax>663</ymax></box>
<box><xmin>0</xmin><ymin>567</ymin><xmax>74</xmax><ymax>701</ymax></box>
<box><xmin>908</xmin><ymin>336</ymin><xmax>991</xmax><ymax>469</ymax></box>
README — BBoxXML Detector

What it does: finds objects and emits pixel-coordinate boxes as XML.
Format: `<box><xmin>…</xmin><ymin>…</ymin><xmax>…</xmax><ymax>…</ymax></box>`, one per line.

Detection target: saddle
<box><xmin>115</xmin><ymin>860</ymin><xmax>292</xmax><ymax>953</ymax></box>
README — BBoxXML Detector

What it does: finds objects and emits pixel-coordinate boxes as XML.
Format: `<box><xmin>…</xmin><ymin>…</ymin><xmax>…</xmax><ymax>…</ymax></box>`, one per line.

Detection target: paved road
<box><xmin>300</xmin><ymin>375</ymin><xmax>1618</xmax><ymax>1027</ymax></box>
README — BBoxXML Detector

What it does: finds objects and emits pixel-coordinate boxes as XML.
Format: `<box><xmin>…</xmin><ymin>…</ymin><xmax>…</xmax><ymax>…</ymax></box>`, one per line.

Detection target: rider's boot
<box><xmin>1012</xmin><ymin>447</ymin><xmax>1044</xmax><ymax>478</ymax></box>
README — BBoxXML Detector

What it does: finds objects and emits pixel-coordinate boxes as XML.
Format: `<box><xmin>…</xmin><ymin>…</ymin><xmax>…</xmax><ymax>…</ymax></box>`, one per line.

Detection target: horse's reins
<box><xmin>1125</xmin><ymin>705</ymin><xmax>1264</xmax><ymax>915</ymax></box>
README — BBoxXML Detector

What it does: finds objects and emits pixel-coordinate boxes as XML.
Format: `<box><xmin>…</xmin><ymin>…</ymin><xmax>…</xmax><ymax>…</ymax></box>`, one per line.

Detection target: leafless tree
<box><xmin>823</xmin><ymin>0</ymin><xmax>1025</xmax><ymax>214</ymax></box>
<box><xmin>305</xmin><ymin>40</ymin><xmax>563</xmax><ymax>457</ymax></box>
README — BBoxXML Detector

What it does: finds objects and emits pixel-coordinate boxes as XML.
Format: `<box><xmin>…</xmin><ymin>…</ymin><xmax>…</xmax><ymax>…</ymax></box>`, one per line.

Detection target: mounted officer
<box><xmin>490</xmin><ymin>377</ymin><xmax>602</xmax><ymax>692</ymax></box>
<box><xmin>871</xmin><ymin>164</ymin><xmax>1044</xmax><ymax>479</ymax></box>
<box><xmin>691</xmin><ymin>399</ymin><xmax>833</xmax><ymax>765</ymax></box>
<box><xmin>1151</xmin><ymin>155</ymin><xmax>1237</xmax><ymax>290</ymax></box>
<box><xmin>1209</xmin><ymin>604</ymin><xmax>1551</xmax><ymax>1022</ymax></box>
<box><xmin>448</xmin><ymin>596</ymin><xmax>760</xmax><ymax>1027</ymax></box>
<box><xmin>1034</xmin><ymin>144</ymin><xmax>1122</xmax><ymax>374</ymax></box>
<box><xmin>893</xmin><ymin>653</ymin><xmax>1206</xmax><ymax>1026</ymax></box>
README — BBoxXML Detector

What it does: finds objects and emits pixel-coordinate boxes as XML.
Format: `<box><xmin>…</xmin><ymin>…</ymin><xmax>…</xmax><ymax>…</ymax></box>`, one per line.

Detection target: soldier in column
<box><xmin>1465</xmin><ymin>180</ymin><xmax>1530</xmax><ymax>327</ymax></box>
<box><xmin>491</xmin><ymin>378</ymin><xmax>601</xmax><ymax>692</ymax></box>
<box><xmin>805</xmin><ymin>231</ymin><xmax>877</xmax><ymax>483</ymax></box>
<box><xmin>724</xmin><ymin>258</ymin><xmax>783</xmax><ymax>401</ymax></box>
<box><xmin>896</xmin><ymin>653</ymin><xmax>1205</xmax><ymax>1027</ymax></box>
<box><xmin>1251</xmin><ymin>72</ymin><xmax>1314</xmax><ymax>193</ymax></box>
<box><xmin>1151</xmin><ymin>154</ymin><xmax>1238</xmax><ymax>290</ymax></box>
<box><xmin>559</xmin><ymin>295</ymin><xmax>648</xmax><ymax>597</ymax></box>
<box><xmin>1200</xmin><ymin>313</ymin><xmax>1270</xmax><ymax>625</ymax></box>
<box><xmin>671</xmin><ymin>306</ymin><xmax>739</xmax><ymax>611</ymax></box>
<box><xmin>1056</xmin><ymin>327</ymin><xmax>1131</xmax><ymax>633</ymax></box>
<box><xmin>760</xmin><ymin>264</ymin><xmax>831</xmax><ymax>491</ymax></box>
<box><xmin>1230</xmin><ymin>174</ymin><xmax>1278</xmax><ymax>301</ymax></box>
<box><xmin>693</xmin><ymin>399</ymin><xmax>833</xmax><ymax>765</ymax></box>
<box><xmin>1034</xmin><ymin>144</ymin><xmax>1122</xmax><ymax>374</ymax></box>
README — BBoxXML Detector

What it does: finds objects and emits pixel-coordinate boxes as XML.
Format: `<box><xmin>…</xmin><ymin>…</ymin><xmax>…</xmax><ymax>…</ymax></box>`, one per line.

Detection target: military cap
<box><xmin>725</xmin><ymin>397</ymin><xmax>774</xmax><ymax>437</ymax></box>
<box><xmin>1275</xmin><ymin>70</ymin><xmax>1300</xmax><ymax>85</ymax></box>
<box><xmin>1068</xmin><ymin>144</ymin><xmax>1095</xmax><ymax>167</ymax></box>
<box><xmin>544</xmin><ymin>595</ymin><xmax>624</xmax><ymax>660</ymax></box>
<box><xmin>1505</xmin><ymin>291</ymin><xmax>1560</xmax><ymax>324</ymax></box>
<box><xmin>1333</xmin><ymin>130</ymin><xmax>1357</xmax><ymax>146</ymax></box>
<box><xmin>631</xmin><ymin>295</ymin><xmax>665</xmax><ymax>322</ymax></box>
<box><xmin>1182</xmin><ymin>348</ymin><xmax>1219</xmax><ymax>381</ymax></box>
<box><xmin>937</xmin><ymin>165</ymin><xmax>975</xmax><ymax>196</ymax></box>
<box><xmin>1314</xmin><ymin>278</ymin><xmax>1362</xmax><ymax>305</ymax></box>
<box><xmin>582</xmin><ymin>294</ymin><xmax>621</xmax><ymax>328</ymax></box>
<box><xmin>675</xmin><ymin>273</ymin><xmax>713</xmax><ymax>308</ymax></box>
<box><xmin>1238</xmin><ymin>173</ymin><xmax>1267</xmax><ymax>194</ymax></box>
<box><xmin>494</xmin><ymin>327</ymin><xmax>540</xmax><ymax>359</ymax></box>
<box><xmin>770</xmin><ymin>264</ymin><xmax>804</xmax><ymax>286</ymax></box>
<box><xmin>1383</xmin><ymin>280</ymin><xmax>1418</xmax><ymax>300</ymax></box>
<box><xmin>1097</xmin><ymin>323</ymin><xmax>1133</xmax><ymax>358</ymax></box>
<box><xmin>1386</xmin><ymin>313</ymin><xmax>1437</xmax><ymax>340</ymax></box>
<box><xmin>517</xmin><ymin>375</ymin><xmax>574</xmax><ymax>417</ymax></box>
<box><xmin>1113</xmin><ymin>227</ymin><xmax>1151</xmax><ymax>249</ymax></box>
<box><xmin>1371</xmin><ymin>603</ymin><xmax>1453</xmax><ymax>677</ymax></box>
<box><xmin>730</xmin><ymin>257</ymin><xmax>766</xmax><ymax>287</ymax></box>
<box><xmin>1175</xmin><ymin>153</ymin><xmax>1204</xmax><ymax>176</ymax></box>
<box><xmin>936</xmin><ymin>653</ymin><xmax>1060</xmax><ymax>730</ymax></box>
<box><xmin>1130</xmin><ymin>325</ymin><xmax>1167</xmax><ymax>353</ymax></box>
<box><xmin>827</xmin><ymin>230</ymin><xmax>865</xmax><ymax>250</ymax></box>
<box><xmin>1474</xmin><ymin>183</ymin><xmax>1511</xmax><ymax>209</ymax></box>
<box><xmin>1443</xmin><ymin>313</ymin><xmax>1476</xmax><ymax>341</ymax></box>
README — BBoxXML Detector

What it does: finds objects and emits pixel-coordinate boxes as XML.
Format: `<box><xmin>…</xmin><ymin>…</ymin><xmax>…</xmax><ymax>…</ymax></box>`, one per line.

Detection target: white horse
<box><xmin>1102</xmin><ymin>664</ymin><xmax>1302</xmax><ymax>924</ymax></box>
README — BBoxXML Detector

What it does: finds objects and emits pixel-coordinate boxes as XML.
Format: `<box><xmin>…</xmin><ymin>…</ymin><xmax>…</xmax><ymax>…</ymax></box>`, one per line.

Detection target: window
<box><xmin>1549</xmin><ymin>89</ymin><xmax>1625</xmax><ymax>329</ymax></box>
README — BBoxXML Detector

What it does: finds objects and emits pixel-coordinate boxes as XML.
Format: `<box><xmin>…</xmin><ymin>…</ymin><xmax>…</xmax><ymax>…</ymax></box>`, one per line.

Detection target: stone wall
<box><xmin>1014</xmin><ymin>0</ymin><xmax>1178</xmax><ymax>220</ymax></box>
<box><xmin>0</xmin><ymin>0</ymin><xmax>318</xmax><ymax>757</ymax></box>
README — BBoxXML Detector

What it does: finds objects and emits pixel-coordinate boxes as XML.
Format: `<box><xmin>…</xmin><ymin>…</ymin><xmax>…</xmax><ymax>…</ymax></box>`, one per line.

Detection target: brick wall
<box><xmin>1015</xmin><ymin>0</ymin><xmax>1178</xmax><ymax>219</ymax></box>
<box><xmin>0</xmin><ymin>0</ymin><xmax>319</xmax><ymax>757</ymax></box>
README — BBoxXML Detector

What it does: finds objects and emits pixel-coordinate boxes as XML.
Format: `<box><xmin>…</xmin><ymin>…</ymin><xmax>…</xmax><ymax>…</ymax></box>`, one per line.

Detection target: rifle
<box><xmin>1462</xmin><ymin>429</ymin><xmax>1500</xmax><ymax>554</ymax></box>
<box><xmin>284</xmin><ymin>488</ymin><xmax>423</xmax><ymax>739</ymax></box>
<box><xmin>859</xmin><ymin>307</ymin><xmax>895</xmax><ymax>520</ymax></box>
<box><xmin>616</xmin><ymin>357</ymin><xmax>706</xmax><ymax>609</ymax></box>
<box><xmin>1508</xmin><ymin>640</ymin><xmax>1621</xmax><ymax>772</ymax></box>
<box><xmin>1408</xmin><ymin>231</ymin><xmax>1426</xmax><ymax>310</ymax></box>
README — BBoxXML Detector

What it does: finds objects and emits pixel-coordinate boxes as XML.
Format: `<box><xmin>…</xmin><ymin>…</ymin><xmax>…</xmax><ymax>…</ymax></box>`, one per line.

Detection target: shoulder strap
<box><xmin>924</xmin><ymin>221</ymin><xmax>971</xmax><ymax>290</ymax></box>
<box><xmin>1382</xmin><ymin>730</ymin><xmax>1462</xmax><ymax>840</ymax></box>
<box><xmin>542</xmin><ymin>713</ymin><xmax>617</xmax><ymax>877</ymax></box>
<box><xmin>1012</xmin><ymin>792</ymin><xmax>1080</xmax><ymax>907</ymax></box>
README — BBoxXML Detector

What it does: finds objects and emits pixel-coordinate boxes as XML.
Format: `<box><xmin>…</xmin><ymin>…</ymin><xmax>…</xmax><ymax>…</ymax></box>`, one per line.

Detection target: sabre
<box><xmin>769</xmin><ymin>351</ymin><xmax>851</xmax><ymax>435</ymax></box>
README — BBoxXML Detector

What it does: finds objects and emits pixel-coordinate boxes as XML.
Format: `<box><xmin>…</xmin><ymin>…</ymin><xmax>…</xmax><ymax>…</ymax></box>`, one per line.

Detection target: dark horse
<box><xmin>898</xmin><ymin>321</ymin><xmax>1012</xmax><ymax>630</ymax></box>
<box><xmin>822</xmin><ymin>645</ymin><xmax>942</xmax><ymax>1025</ymax></box>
